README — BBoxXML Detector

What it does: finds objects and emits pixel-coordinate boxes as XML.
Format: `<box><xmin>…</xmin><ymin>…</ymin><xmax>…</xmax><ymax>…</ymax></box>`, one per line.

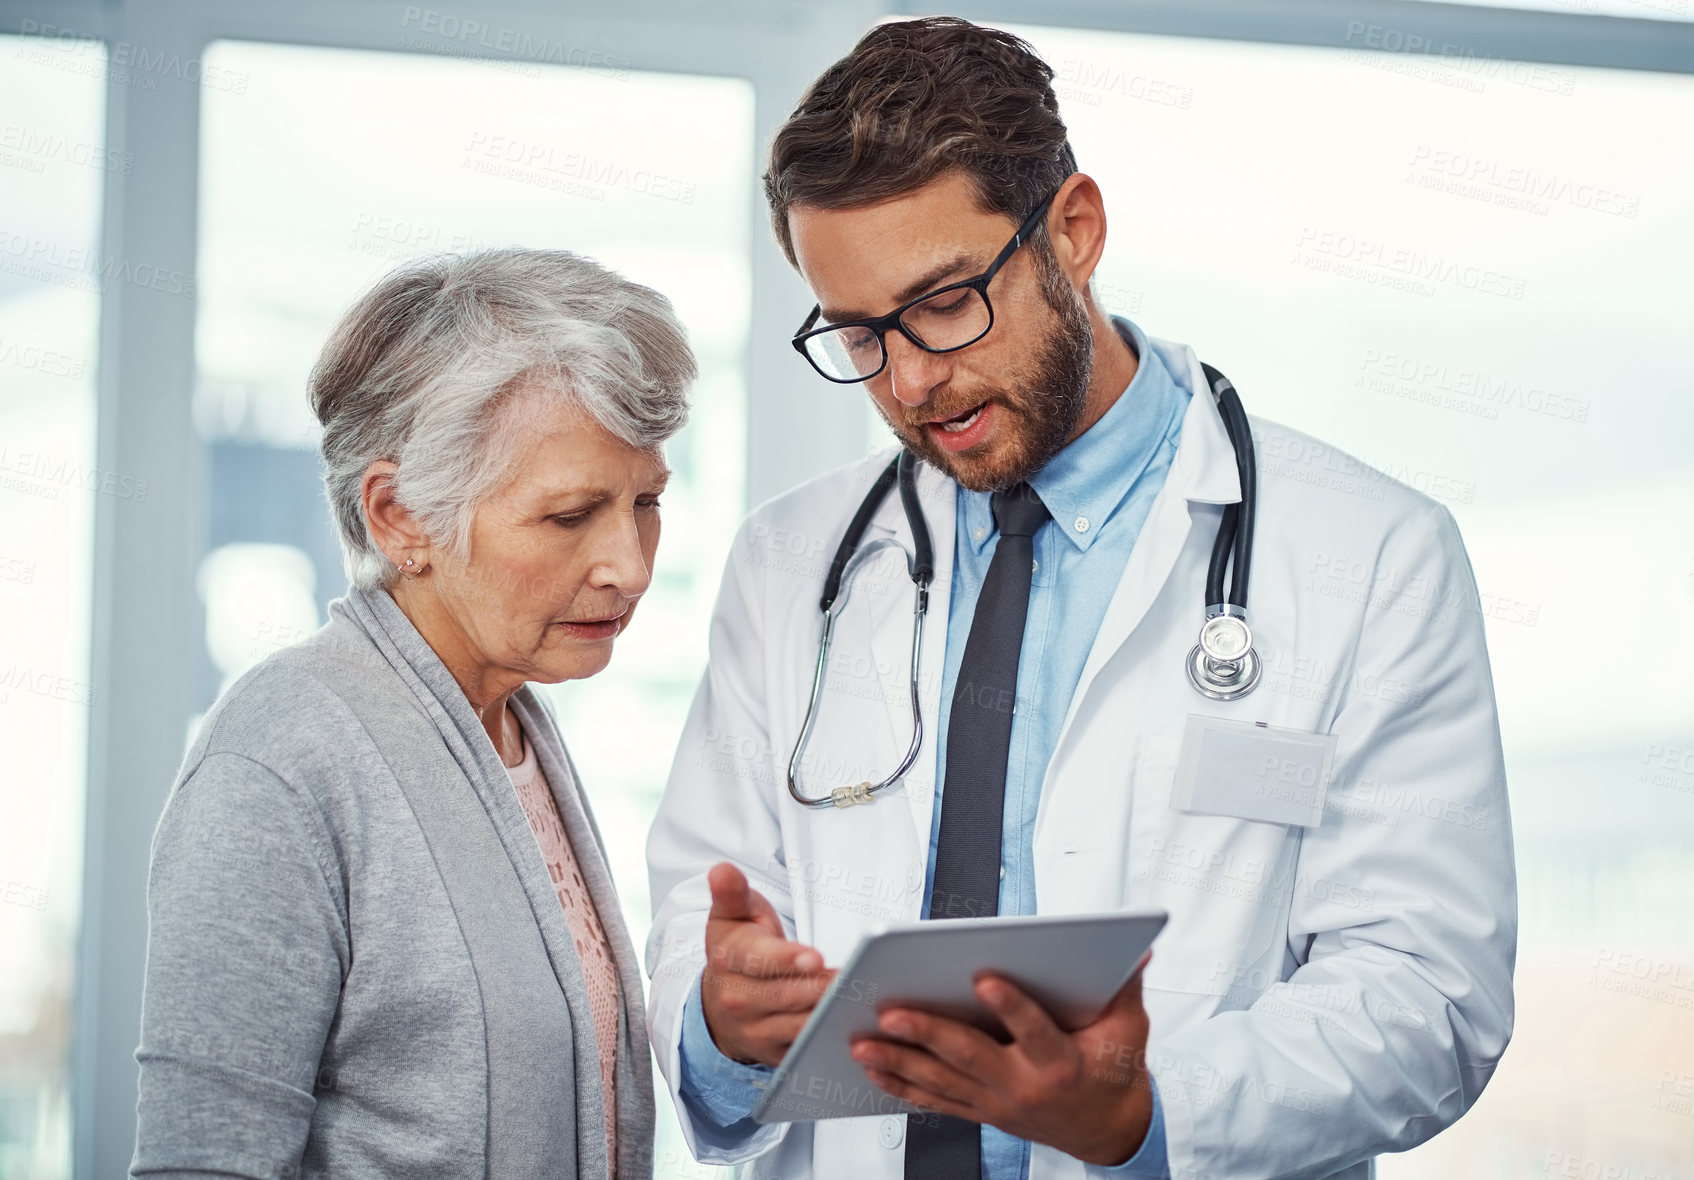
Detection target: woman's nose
<box><xmin>590</xmin><ymin>511</ymin><xmax>653</xmax><ymax>595</ymax></box>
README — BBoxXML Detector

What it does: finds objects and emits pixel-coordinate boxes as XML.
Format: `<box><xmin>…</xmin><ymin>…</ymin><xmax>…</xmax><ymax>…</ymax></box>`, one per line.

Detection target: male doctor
<box><xmin>647</xmin><ymin>16</ymin><xmax>1515</xmax><ymax>1180</ymax></box>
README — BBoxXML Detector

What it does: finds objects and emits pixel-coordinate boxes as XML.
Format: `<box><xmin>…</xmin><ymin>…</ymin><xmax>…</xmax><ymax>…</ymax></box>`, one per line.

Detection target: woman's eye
<box><xmin>552</xmin><ymin>512</ymin><xmax>590</xmax><ymax>529</ymax></box>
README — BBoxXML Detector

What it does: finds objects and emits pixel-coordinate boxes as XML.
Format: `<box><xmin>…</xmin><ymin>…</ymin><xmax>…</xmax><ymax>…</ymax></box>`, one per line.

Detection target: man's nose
<box><xmin>883</xmin><ymin>330</ymin><xmax>948</xmax><ymax>408</ymax></box>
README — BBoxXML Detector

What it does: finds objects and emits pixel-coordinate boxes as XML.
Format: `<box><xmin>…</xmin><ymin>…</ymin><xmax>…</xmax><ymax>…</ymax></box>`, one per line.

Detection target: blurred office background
<box><xmin>0</xmin><ymin>1</ymin><xmax>1690</xmax><ymax>1176</ymax></box>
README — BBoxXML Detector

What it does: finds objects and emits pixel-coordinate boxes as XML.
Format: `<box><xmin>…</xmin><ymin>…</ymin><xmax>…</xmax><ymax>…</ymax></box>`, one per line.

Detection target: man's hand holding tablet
<box><xmin>849</xmin><ymin>953</ymin><xmax>1156</xmax><ymax>1167</ymax></box>
<box><xmin>702</xmin><ymin>858</ymin><xmax>1167</xmax><ymax>1165</ymax></box>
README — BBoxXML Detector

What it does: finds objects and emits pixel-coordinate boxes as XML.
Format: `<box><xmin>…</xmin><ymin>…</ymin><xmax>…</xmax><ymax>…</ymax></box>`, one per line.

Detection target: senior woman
<box><xmin>130</xmin><ymin>248</ymin><xmax>693</xmax><ymax>1180</ymax></box>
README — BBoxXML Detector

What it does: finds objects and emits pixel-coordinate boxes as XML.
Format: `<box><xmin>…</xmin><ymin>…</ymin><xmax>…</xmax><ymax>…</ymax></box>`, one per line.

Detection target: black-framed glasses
<box><xmin>791</xmin><ymin>189</ymin><xmax>1060</xmax><ymax>384</ymax></box>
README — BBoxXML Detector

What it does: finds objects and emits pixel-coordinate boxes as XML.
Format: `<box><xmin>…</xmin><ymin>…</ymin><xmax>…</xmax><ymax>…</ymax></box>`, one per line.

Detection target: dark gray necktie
<box><xmin>904</xmin><ymin>482</ymin><xmax>1049</xmax><ymax>1180</ymax></box>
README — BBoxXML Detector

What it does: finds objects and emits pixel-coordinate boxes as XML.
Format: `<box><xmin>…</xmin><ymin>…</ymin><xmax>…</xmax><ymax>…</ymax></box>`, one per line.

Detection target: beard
<box><xmin>878</xmin><ymin>253</ymin><xmax>1094</xmax><ymax>493</ymax></box>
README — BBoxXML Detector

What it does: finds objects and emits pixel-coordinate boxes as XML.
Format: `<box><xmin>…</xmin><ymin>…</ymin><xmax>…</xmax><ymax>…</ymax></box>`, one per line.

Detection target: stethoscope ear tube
<box><xmin>1205</xmin><ymin>502</ymin><xmax>1238</xmax><ymax>608</ymax></box>
<box><xmin>819</xmin><ymin>454</ymin><xmax>900</xmax><ymax>611</ymax></box>
<box><xmin>1222</xmin><ymin>388</ymin><xmax>1255</xmax><ymax>609</ymax></box>
<box><xmin>789</xmin><ymin>449</ymin><xmax>932</xmax><ymax>808</ymax></box>
<box><xmin>896</xmin><ymin>450</ymin><xmax>935</xmax><ymax>586</ymax></box>
<box><xmin>1201</xmin><ymin>363</ymin><xmax>1256</xmax><ymax>609</ymax></box>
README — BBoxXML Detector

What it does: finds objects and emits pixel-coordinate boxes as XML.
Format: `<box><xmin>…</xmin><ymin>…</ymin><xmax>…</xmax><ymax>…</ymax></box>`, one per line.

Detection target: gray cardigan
<box><xmin>130</xmin><ymin>586</ymin><xmax>653</xmax><ymax>1180</ymax></box>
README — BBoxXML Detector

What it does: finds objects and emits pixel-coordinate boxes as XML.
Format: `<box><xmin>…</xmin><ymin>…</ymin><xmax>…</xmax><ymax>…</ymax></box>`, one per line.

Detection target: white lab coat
<box><xmin>646</xmin><ymin>335</ymin><xmax>1515</xmax><ymax>1180</ymax></box>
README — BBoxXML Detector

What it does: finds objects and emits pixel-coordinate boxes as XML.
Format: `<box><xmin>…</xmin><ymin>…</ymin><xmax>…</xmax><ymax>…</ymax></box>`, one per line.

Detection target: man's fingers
<box><xmin>704</xmin><ymin>856</ymin><xmax>823</xmax><ymax>968</ymax></box>
<box><xmin>704</xmin><ymin>967</ymin><xmax>835</xmax><ymax>1013</ymax></box>
<box><xmin>706</xmin><ymin>861</ymin><xmax>790</xmax><ymax>940</ymax></box>
<box><xmin>852</xmin><ymin>1037</ymin><xmax>994</xmax><ymax>1113</ymax></box>
<box><xmin>746</xmin><ymin>1010</ymin><xmax>813</xmax><ymax>1051</ymax></box>
<box><xmin>875</xmin><ymin>1007</ymin><xmax>1004</xmax><ymax>1083</ymax></box>
<box><xmin>862</xmin><ymin>1070</ymin><xmax>974</xmax><ymax>1122</ymax></box>
<box><xmin>975</xmin><ymin>975</ymin><xmax>1070</xmax><ymax>1064</ymax></box>
<box><xmin>706</xmin><ymin>862</ymin><xmax>774</xmax><ymax>927</ymax></box>
<box><xmin>711</xmin><ymin>921</ymin><xmax>828</xmax><ymax>978</ymax></box>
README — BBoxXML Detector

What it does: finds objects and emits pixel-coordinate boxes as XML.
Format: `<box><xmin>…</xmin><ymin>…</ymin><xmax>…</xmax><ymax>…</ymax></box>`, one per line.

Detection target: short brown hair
<box><xmin>764</xmin><ymin>17</ymin><xmax>1076</xmax><ymax>268</ymax></box>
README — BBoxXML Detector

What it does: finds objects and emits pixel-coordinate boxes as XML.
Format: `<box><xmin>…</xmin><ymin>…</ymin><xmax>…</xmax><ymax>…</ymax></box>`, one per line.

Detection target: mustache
<box><xmin>900</xmin><ymin>393</ymin><xmax>1008</xmax><ymax>429</ymax></box>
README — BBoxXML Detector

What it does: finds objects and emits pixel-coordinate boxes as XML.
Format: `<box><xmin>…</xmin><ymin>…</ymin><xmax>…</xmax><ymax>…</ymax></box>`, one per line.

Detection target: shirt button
<box><xmin>1073</xmin><ymin>516</ymin><xmax>1090</xmax><ymax>534</ymax></box>
<box><xmin>1031</xmin><ymin>559</ymin><xmax>1039</xmax><ymax>573</ymax></box>
<box><xmin>973</xmin><ymin>526</ymin><xmax>986</xmax><ymax>542</ymax></box>
<box><xmin>999</xmin><ymin>866</ymin><xmax>1006</xmax><ymax>880</ymax></box>
<box><xmin>880</xmin><ymin>1116</ymin><xmax>905</xmax><ymax>1148</ymax></box>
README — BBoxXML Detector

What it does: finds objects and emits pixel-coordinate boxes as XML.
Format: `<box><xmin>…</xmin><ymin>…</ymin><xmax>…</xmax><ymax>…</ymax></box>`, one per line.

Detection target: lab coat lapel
<box><xmin>1064</xmin><ymin>351</ymin><xmax>1242</xmax><ymax>733</ymax></box>
<box><xmin>860</xmin><ymin>453</ymin><xmax>955</xmax><ymax>855</ymax></box>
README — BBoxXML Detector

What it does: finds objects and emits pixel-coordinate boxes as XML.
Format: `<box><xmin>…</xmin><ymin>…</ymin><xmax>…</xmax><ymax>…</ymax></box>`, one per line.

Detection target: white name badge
<box><xmin>1171</xmin><ymin>714</ymin><xmax>1339</xmax><ymax>828</ymax></box>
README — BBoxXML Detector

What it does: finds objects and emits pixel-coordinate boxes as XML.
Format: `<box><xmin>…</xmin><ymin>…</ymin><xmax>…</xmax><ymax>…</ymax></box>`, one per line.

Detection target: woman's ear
<box><xmin>361</xmin><ymin>460</ymin><xmax>430</xmax><ymax>574</ymax></box>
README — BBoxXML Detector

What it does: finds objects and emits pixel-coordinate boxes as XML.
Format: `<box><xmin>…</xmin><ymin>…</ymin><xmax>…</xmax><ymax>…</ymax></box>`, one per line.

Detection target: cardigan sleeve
<box><xmin>130</xmin><ymin>751</ymin><xmax>350</xmax><ymax>1179</ymax></box>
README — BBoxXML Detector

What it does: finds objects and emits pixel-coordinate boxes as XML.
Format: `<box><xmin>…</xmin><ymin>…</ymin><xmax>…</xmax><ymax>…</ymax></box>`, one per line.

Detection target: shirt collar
<box><xmin>961</xmin><ymin>316</ymin><xmax>1189</xmax><ymax>555</ymax></box>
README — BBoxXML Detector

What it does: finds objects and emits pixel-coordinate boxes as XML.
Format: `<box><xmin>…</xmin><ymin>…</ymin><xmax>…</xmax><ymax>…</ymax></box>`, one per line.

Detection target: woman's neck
<box><xmin>387</xmin><ymin>577</ymin><xmax>528</xmax><ymax>765</ymax></box>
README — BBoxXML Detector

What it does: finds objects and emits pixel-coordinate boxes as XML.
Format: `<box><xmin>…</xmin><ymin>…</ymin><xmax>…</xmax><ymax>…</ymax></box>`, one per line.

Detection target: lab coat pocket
<box><xmin>1128</xmin><ymin>732</ymin><xmax>1301</xmax><ymax>1000</ymax></box>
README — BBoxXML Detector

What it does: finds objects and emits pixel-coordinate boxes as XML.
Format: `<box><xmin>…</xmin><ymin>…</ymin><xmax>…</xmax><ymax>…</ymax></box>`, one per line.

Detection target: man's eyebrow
<box><xmin>819</xmin><ymin>253</ymin><xmax>977</xmax><ymax>324</ymax></box>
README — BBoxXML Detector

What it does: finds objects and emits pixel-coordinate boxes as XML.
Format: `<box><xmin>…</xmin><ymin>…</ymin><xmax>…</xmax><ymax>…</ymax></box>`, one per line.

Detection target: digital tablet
<box><xmin>750</xmin><ymin>909</ymin><xmax>1167</xmax><ymax>1124</ymax></box>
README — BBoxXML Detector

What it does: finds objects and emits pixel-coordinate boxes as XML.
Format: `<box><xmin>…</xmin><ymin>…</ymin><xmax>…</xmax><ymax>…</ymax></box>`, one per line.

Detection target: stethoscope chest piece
<box><xmin>1185</xmin><ymin>361</ymin><xmax>1261</xmax><ymax>703</ymax></box>
<box><xmin>1187</xmin><ymin>607</ymin><xmax>1261</xmax><ymax>701</ymax></box>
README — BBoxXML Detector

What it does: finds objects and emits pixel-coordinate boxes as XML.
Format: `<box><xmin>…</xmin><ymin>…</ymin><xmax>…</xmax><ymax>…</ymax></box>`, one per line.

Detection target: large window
<box><xmin>2</xmin><ymin>4</ymin><xmax>1689</xmax><ymax>1177</ymax></box>
<box><xmin>195</xmin><ymin>39</ymin><xmax>751</xmax><ymax>1174</ymax></box>
<box><xmin>1000</xmin><ymin>20</ymin><xmax>1694</xmax><ymax>1175</ymax></box>
<box><xmin>0</xmin><ymin>31</ymin><xmax>107</xmax><ymax>1180</ymax></box>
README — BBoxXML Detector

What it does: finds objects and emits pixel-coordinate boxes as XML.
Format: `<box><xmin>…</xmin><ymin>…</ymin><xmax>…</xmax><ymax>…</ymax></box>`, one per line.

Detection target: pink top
<box><xmin>504</xmin><ymin>727</ymin><xmax>620</xmax><ymax>1177</ymax></box>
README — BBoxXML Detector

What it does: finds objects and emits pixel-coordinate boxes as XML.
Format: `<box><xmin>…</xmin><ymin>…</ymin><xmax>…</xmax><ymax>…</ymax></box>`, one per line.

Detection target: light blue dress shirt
<box><xmin>678</xmin><ymin>317</ymin><xmax>1187</xmax><ymax>1178</ymax></box>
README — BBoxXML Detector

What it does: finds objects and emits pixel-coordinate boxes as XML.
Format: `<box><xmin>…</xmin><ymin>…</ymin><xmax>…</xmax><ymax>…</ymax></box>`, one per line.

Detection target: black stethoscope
<box><xmin>785</xmin><ymin>363</ymin><xmax>1259</xmax><ymax>809</ymax></box>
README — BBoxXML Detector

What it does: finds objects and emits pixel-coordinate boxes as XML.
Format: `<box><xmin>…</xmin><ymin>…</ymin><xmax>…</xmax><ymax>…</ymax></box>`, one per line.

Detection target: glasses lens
<box><xmin>899</xmin><ymin>286</ymin><xmax>991</xmax><ymax>351</ymax></box>
<box><xmin>805</xmin><ymin>323</ymin><xmax>885</xmax><ymax>381</ymax></box>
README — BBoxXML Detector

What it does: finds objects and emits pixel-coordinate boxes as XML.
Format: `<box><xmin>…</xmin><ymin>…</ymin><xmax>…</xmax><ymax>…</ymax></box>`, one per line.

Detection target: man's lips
<box><xmin>919</xmin><ymin>400</ymin><xmax>996</xmax><ymax>454</ymax></box>
<box><xmin>917</xmin><ymin>401</ymin><xmax>989</xmax><ymax>428</ymax></box>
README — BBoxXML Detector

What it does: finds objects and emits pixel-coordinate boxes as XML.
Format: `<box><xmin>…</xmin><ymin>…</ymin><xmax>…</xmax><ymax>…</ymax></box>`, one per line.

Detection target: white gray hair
<box><xmin>309</xmin><ymin>247</ymin><xmax>695</xmax><ymax>590</ymax></box>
